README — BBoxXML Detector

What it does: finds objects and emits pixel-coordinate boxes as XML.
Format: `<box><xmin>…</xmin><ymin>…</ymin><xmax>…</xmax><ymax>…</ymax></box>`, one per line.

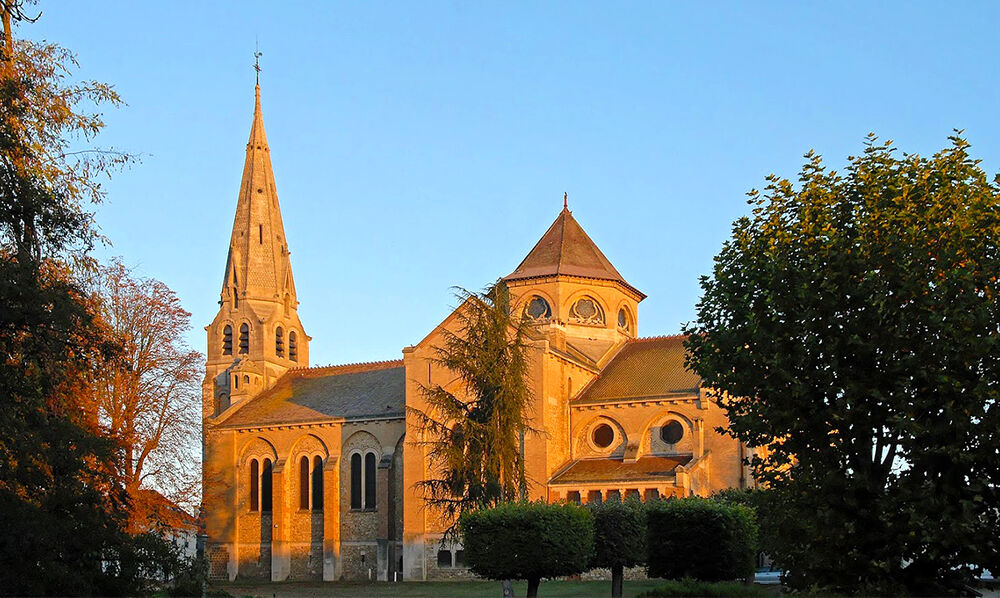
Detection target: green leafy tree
<box><xmin>410</xmin><ymin>281</ymin><xmax>534</xmax><ymax>532</ymax></box>
<box><xmin>588</xmin><ymin>497</ymin><xmax>647</xmax><ymax>598</ymax></box>
<box><xmin>684</xmin><ymin>134</ymin><xmax>1000</xmax><ymax>595</ymax></box>
<box><xmin>460</xmin><ymin>501</ymin><xmax>595</xmax><ymax>598</ymax></box>
<box><xmin>0</xmin><ymin>3</ymin><xmax>168</xmax><ymax>595</ymax></box>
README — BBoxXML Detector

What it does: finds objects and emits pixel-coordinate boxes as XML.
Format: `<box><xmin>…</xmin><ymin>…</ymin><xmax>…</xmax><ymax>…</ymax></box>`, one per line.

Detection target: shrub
<box><xmin>646</xmin><ymin>497</ymin><xmax>757</xmax><ymax>582</ymax></box>
<box><xmin>460</xmin><ymin>500</ymin><xmax>594</xmax><ymax>598</ymax></box>
<box><xmin>639</xmin><ymin>578</ymin><xmax>772</xmax><ymax>597</ymax></box>
<box><xmin>588</xmin><ymin>497</ymin><xmax>646</xmax><ymax>598</ymax></box>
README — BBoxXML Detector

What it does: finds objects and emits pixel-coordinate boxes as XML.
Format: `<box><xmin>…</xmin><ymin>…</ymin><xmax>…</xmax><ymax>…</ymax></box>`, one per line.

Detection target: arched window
<box><xmin>223</xmin><ymin>325</ymin><xmax>233</xmax><ymax>355</ymax></box>
<box><xmin>570</xmin><ymin>297</ymin><xmax>605</xmax><ymax>326</ymax></box>
<box><xmin>249</xmin><ymin>459</ymin><xmax>259</xmax><ymax>511</ymax></box>
<box><xmin>275</xmin><ymin>327</ymin><xmax>285</xmax><ymax>358</ymax></box>
<box><xmin>261</xmin><ymin>458</ymin><xmax>273</xmax><ymax>512</ymax></box>
<box><xmin>239</xmin><ymin>323</ymin><xmax>250</xmax><ymax>354</ymax></box>
<box><xmin>289</xmin><ymin>331</ymin><xmax>298</xmax><ymax>362</ymax></box>
<box><xmin>312</xmin><ymin>455</ymin><xmax>324</xmax><ymax>510</ymax></box>
<box><xmin>299</xmin><ymin>456</ymin><xmax>309</xmax><ymax>510</ymax></box>
<box><xmin>524</xmin><ymin>296</ymin><xmax>551</xmax><ymax>321</ymax></box>
<box><xmin>364</xmin><ymin>452</ymin><xmax>377</xmax><ymax>510</ymax></box>
<box><xmin>350</xmin><ymin>453</ymin><xmax>362</xmax><ymax>510</ymax></box>
<box><xmin>617</xmin><ymin>308</ymin><xmax>630</xmax><ymax>332</ymax></box>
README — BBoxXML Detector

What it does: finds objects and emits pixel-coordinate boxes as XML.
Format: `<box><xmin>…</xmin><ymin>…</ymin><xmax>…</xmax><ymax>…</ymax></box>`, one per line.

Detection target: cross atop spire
<box><xmin>564</xmin><ymin>192</ymin><xmax>568</xmax><ymax>211</ymax></box>
<box><xmin>253</xmin><ymin>43</ymin><xmax>262</xmax><ymax>85</ymax></box>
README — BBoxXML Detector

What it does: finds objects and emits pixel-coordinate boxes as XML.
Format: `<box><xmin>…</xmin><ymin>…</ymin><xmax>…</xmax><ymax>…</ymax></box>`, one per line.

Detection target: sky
<box><xmin>22</xmin><ymin>2</ymin><xmax>1000</xmax><ymax>368</ymax></box>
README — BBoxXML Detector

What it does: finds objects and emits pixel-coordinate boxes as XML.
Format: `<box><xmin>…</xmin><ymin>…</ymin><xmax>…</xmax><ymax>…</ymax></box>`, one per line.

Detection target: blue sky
<box><xmin>23</xmin><ymin>2</ymin><xmax>1000</xmax><ymax>367</ymax></box>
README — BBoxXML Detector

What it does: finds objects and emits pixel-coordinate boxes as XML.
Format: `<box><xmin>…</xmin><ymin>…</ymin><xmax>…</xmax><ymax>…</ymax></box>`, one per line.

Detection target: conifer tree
<box><xmin>410</xmin><ymin>281</ymin><xmax>535</xmax><ymax>535</ymax></box>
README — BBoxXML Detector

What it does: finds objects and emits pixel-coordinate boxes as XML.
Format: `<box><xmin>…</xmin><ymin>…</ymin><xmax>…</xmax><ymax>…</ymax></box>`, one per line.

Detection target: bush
<box><xmin>646</xmin><ymin>497</ymin><xmax>757</xmax><ymax>582</ymax></box>
<box><xmin>639</xmin><ymin>578</ymin><xmax>772</xmax><ymax>597</ymax></box>
<box><xmin>588</xmin><ymin>497</ymin><xmax>646</xmax><ymax>598</ymax></box>
<box><xmin>460</xmin><ymin>500</ymin><xmax>594</xmax><ymax>598</ymax></box>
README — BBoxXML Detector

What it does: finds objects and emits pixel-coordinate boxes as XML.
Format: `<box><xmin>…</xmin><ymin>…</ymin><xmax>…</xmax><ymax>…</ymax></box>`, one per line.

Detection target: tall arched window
<box><xmin>289</xmin><ymin>331</ymin><xmax>298</xmax><ymax>362</ymax></box>
<box><xmin>239</xmin><ymin>323</ymin><xmax>250</xmax><ymax>354</ymax></box>
<box><xmin>223</xmin><ymin>325</ymin><xmax>233</xmax><ymax>355</ymax></box>
<box><xmin>261</xmin><ymin>458</ymin><xmax>273</xmax><ymax>512</ymax></box>
<box><xmin>312</xmin><ymin>455</ymin><xmax>324</xmax><ymax>510</ymax></box>
<box><xmin>350</xmin><ymin>453</ymin><xmax>362</xmax><ymax>509</ymax></box>
<box><xmin>364</xmin><ymin>452</ymin><xmax>377</xmax><ymax>510</ymax></box>
<box><xmin>299</xmin><ymin>456</ymin><xmax>309</xmax><ymax>510</ymax></box>
<box><xmin>249</xmin><ymin>459</ymin><xmax>259</xmax><ymax>511</ymax></box>
<box><xmin>275</xmin><ymin>327</ymin><xmax>285</xmax><ymax>358</ymax></box>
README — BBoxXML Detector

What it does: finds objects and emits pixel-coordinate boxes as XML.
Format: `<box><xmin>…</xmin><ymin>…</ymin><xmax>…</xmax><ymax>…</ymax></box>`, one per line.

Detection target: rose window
<box><xmin>525</xmin><ymin>296</ymin><xmax>551</xmax><ymax>321</ymax></box>
<box><xmin>570</xmin><ymin>297</ymin><xmax>605</xmax><ymax>325</ymax></box>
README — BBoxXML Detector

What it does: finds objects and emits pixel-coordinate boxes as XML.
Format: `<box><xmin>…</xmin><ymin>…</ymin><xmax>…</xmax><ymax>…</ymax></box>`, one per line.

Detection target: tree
<box><xmin>91</xmin><ymin>260</ymin><xmax>202</xmax><ymax>522</ymax></box>
<box><xmin>0</xmin><ymin>3</ymin><xmax>163</xmax><ymax>594</ymax></box>
<box><xmin>646</xmin><ymin>497</ymin><xmax>757</xmax><ymax>583</ymax></box>
<box><xmin>460</xmin><ymin>501</ymin><xmax>594</xmax><ymax>598</ymax></box>
<box><xmin>410</xmin><ymin>281</ymin><xmax>534</xmax><ymax>532</ymax></box>
<box><xmin>684</xmin><ymin>134</ymin><xmax>1000</xmax><ymax>595</ymax></box>
<box><xmin>587</xmin><ymin>497</ymin><xmax>646</xmax><ymax>598</ymax></box>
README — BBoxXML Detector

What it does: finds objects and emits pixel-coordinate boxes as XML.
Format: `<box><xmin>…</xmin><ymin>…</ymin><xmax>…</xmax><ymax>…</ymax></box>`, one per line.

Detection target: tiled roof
<box><xmin>573</xmin><ymin>335</ymin><xmax>700</xmax><ymax>404</ymax></box>
<box><xmin>504</xmin><ymin>208</ymin><xmax>642</xmax><ymax>297</ymax></box>
<box><xmin>220</xmin><ymin>360</ymin><xmax>405</xmax><ymax>428</ymax></box>
<box><xmin>550</xmin><ymin>455</ymin><xmax>692</xmax><ymax>485</ymax></box>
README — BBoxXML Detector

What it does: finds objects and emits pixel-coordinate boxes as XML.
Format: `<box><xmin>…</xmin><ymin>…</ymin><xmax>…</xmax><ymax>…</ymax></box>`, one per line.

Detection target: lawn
<box><xmin>211</xmin><ymin>579</ymin><xmax>678</xmax><ymax>598</ymax></box>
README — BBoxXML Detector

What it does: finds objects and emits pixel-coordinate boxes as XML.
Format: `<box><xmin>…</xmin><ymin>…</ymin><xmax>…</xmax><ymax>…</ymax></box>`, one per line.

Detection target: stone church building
<box><xmin>201</xmin><ymin>85</ymin><xmax>752</xmax><ymax>582</ymax></box>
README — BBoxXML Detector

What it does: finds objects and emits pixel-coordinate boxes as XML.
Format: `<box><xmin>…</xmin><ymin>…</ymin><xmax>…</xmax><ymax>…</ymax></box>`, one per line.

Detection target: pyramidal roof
<box><xmin>504</xmin><ymin>205</ymin><xmax>642</xmax><ymax>297</ymax></box>
<box><xmin>221</xmin><ymin>85</ymin><xmax>296</xmax><ymax>303</ymax></box>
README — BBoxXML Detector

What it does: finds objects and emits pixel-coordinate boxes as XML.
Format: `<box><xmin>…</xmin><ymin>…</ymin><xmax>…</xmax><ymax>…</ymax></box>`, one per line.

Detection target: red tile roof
<box><xmin>550</xmin><ymin>455</ymin><xmax>692</xmax><ymax>485</ymax></box>
<box><xmin>220</xmin><ymin>360</ymin><xmax>405</xmax><ymax>428</ymax></box>
<box><xmin>574</xmin><ymin>335</ymin><xmax>700</xmax><ymax>404</ymax></box>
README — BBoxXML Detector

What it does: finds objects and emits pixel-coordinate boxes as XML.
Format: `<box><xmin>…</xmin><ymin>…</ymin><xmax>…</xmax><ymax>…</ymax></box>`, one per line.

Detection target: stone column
<box><xmin>376</xmin><ymin>456</ymin><xmax>391</xmax><ymax>582</ymax></box>
<box><xmin>322</xmin><ymin>456</ymin><xmax>341</xmax><ymax>581</ymax></box>
<box><xmin>270</xmin><ymin>459</ymin><xmax>290</xmax><ymax>581</ymax></box>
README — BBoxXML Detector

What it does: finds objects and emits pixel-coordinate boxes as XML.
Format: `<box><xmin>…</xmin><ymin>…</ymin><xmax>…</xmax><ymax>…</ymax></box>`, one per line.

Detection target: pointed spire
<box><xmin>563</xmin><ymin>192</ymin><xmax>568</xmax><ymax>211</ymax></box>
<box><xmin>504</xmin><ymin>206</ymin><xmax>644</xmax><ymax>298</ymax></box>
<box><xmin>220</xmin><ymin>84</ymin><xmax>296</xmax><ymax>306</ymax></box>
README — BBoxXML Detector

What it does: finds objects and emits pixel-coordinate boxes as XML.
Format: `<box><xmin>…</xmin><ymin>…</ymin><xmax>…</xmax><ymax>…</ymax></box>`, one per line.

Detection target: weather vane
<box><xmin>253</xmin><ymin>41</ymin><xmax>262</xmax><ymax>85</ymax></box>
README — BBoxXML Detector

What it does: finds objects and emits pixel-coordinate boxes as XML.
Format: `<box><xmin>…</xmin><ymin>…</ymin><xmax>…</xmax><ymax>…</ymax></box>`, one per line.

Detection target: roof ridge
<box><xmin>291</xmin><ymin>359</ymin><xmax>404</xmax><ymax>375</ymax></box>
<box><xmin>631</xmin><ymin>334</ymin><xmax>688</xmax><ymax>342</ymax></box>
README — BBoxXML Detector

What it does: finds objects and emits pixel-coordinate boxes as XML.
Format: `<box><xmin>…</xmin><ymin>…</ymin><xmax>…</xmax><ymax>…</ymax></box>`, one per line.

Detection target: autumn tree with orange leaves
<box><xmin>91</xmin><ymin>261</ymin><xmax>203</xmax><ymax>527</ymax></box>
<box><xmin>0</xmin><ymin>2</ymin><xmax>186</xmax><ymax>594</ymax></box>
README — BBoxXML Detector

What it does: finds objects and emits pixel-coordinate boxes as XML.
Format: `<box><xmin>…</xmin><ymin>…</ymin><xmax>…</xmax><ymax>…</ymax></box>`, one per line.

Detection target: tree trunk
<box><xmin>502</xmin><ymin>579</ymin><xmax>514</xmax><ymax>598</ymax></box>
<box><xmin>612</xmin><ymin>563</ymin><xmax>624</xmax><ymax>598</ymax></box>
<box><xmin>526</xmin><ymin>577</ymin><xmax>540</xmax><ymax>598</ymax></box>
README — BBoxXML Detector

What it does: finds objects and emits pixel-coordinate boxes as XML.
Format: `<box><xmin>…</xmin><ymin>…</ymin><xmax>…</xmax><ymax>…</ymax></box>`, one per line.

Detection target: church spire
<box><xmin>220</xmin><ymin>84</ymin><xmax>296</xmax><ymax>306</ymax></box>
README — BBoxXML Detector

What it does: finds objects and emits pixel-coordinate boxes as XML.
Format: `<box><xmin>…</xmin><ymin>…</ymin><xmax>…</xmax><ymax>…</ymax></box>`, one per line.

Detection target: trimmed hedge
<box><xmin>639</xmin><ymin>578</ymin><xmax>772</xmax><ymax>597</ymax></box>
<box><xmin>646</xmin><ymin>497</ymin><xmax>757</xmax><ymax>582</ymax></box>
<box><xmin>460</xmin><ymin>501</ymin><xmax>594</xmax><ymax>597</ymax></box>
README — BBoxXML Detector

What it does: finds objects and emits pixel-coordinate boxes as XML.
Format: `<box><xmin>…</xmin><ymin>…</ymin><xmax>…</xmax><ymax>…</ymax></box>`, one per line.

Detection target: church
<box><xmin>201</xmin><ymin>84</ymin><xmax>752</xmax><ymax>582</ymax></box>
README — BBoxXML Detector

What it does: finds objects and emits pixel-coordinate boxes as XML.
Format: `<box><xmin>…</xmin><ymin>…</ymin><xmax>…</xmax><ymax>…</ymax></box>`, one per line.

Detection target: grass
<box><xmin>209</xmin><ymin>579</ymin><xmax>688</xmax><ymax>598</ymax></box>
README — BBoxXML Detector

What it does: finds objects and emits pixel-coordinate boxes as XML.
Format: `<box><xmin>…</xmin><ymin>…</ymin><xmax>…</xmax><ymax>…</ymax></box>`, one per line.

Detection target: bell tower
<box><xmin>202</xmin><ymin>84</ymin><xmax>309</xmax><ymax>419</ymax></box>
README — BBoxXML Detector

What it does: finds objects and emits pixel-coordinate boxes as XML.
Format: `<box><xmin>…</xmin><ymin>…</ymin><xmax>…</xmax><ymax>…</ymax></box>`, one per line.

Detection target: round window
<box><xmin>592</xmin><ymin>423</ymin><xmax>614</xmax><ymax>448</ymax></box>
<box><xmin>526</xmin><ymin>296</ymin><xmax>551</xmax><ymax>320</ymax></box>
<box><xmin>660</xmin><ymin>421</ymin><xmax>684</xmax><ymax>444</ymax></box>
